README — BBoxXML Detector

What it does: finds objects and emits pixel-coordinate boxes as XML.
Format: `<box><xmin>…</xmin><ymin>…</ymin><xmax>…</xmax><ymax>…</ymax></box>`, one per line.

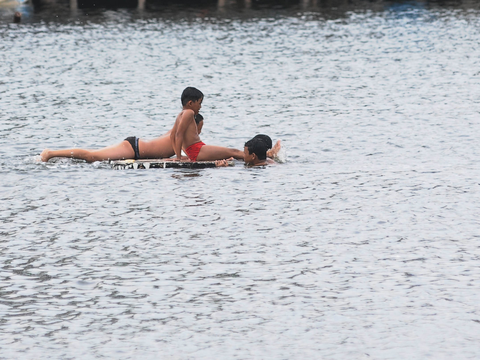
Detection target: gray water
<box><xmin>1</xmin><ymin>1</ymin><xmax>480</xmax><ymax>359</ymax></box>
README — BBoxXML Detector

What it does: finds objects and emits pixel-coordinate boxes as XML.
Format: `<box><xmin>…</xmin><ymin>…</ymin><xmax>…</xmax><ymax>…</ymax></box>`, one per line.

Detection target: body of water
<box><xmin>1</xmin><ymin>1</ymin><xmax>480</xmax><ymax>358</ymax></box>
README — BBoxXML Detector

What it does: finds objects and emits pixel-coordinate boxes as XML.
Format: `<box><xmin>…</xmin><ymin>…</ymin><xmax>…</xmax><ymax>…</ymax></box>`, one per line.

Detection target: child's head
<box><xmin>244</xmin><ymin>137</ymin><xmax>268</xmax><ymax>164</ymax></box>
<box><xmin>194</xmin><ymin>113</ymin><xmax>203</xmax><ymax>124</ymax></box>
<box><xmin>252</xmin><ymin>134</ymin><xmax>272</xmax><ymax>150</ymax></box>
<box><xmin>195</xmin><ymin>114</ymin><xmax>204</xmax><ymax>134</ymax></box>
<box><xmin>181</xmin><ymin>87</ymin><xmax>203</xmax><ymax>107</ymax></box>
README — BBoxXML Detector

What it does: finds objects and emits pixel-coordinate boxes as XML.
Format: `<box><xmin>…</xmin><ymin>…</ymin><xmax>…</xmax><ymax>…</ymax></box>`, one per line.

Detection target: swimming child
<box><xmin>251</xmin><ymin>134</ymin><xmax>278</xmax><ymax>164</ymax></box>
<box><xmin>215</xmin><ymin>134</ymin><xmax>277</xmax><ymax>167</ymax></box>
<box><xmin>244</xmin><ymin>136</ymin><xmax>272</xmax><ymax>166</ymax></box>
<box><xmin>40</xmin><ymin>114</ymin><xmax>204</xmax><ymax>163</ymax></box>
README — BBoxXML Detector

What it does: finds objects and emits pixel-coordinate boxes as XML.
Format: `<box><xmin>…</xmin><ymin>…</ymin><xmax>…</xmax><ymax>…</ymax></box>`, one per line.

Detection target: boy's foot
<box><xmin>40</xmin><ymin>149</ymin><xmax>51</xmax><ymax>162</ymax></box>
<box><xmin>267</xmin><ymin>140</ymin><xmax>281</xmax><ymax>158</ymax></box>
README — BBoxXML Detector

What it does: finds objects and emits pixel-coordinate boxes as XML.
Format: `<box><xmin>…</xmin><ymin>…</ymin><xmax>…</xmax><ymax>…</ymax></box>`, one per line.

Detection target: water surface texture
<box><xmin>1</xmin><ymin>2</ymin><xmax>480</xmax><ymax>359</ymax></box>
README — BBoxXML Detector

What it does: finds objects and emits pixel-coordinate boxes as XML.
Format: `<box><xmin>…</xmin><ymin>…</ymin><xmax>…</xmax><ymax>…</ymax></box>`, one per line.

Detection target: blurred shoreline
<box><xmin>2</xmin><ymin>0</ymin><xmax>480</xmax><ymax>21</ymax></box>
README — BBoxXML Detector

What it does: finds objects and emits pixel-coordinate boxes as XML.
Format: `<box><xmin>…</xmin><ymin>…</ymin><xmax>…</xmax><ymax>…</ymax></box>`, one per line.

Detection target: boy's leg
<box><xmin>41</xmin><ymin>141</ymin><xmax>134</xmax><ymax>163</ymax></box>
<box><xmin>196</xmin><ymin>145</ymin><xmax>244</xmax><ymax>161</ymax></box>
<box><xmin>88</xmin><ymin>141</ymin><xmax>136</xmax><ymax>162</ymax></box>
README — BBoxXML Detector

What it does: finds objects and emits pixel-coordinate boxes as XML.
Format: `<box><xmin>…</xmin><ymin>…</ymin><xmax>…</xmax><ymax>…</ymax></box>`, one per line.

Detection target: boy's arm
<box><xmin>173</xmin><ymin>110</ymin><xmax>194</xmax><ymax>160</ymax></box>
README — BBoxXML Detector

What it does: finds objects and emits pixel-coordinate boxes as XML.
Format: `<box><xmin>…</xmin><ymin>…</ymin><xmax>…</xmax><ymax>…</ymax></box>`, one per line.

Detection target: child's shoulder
<box><xmin>175</xmin><ymin>109</ymin><xmax>194</xmax><ymax>123</ymax></box>
<box><xmin>180</xmin><ymin>109</ymin><xmax>195</xmax><ymax>118</ymax></box>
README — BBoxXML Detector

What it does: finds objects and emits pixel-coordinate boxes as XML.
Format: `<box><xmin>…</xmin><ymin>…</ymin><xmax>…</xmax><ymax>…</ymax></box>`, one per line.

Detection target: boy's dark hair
<box><xmin>181</xmin><ymin>87</ymin><xmax>203</xmax><ymax>106</ymax></box>
<box><xmin>194</xmin><ymin>113</ymin><xmax>204</xmax><ymax>124</ymax></box>
<box><xmin>244</xmin><ymin>138</ymin><xmax>268</xmax><ymax>160</ymax></box>
<box><xmin>252</xmin><ymin>134</ymin><xmax>272</xmax><ymax>150</ymax></box>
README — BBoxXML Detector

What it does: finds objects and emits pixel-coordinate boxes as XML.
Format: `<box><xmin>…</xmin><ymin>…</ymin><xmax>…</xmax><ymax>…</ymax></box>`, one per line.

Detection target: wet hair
<box><xmin>244</xmin><ymin>137</ymin><xmax>268</xmax><ymax>160</ymax></box>
<box><xmin>194</xmin><ymin>113</ymin><xmax>204</xmax><ymax>124</ymax></box>
<box><xmin>252</xmin><ymin>134</ymin><xmax>272</xmax><ymax>150</ymax></box>
<box><xmin>181</xmin><ymin>87</ymin><xmax>203</xmax><ymax>106</ymax></box>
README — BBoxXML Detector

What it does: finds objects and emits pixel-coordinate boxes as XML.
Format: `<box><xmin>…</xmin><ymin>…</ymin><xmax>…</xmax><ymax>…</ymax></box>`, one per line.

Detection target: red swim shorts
<box><xmin>185</xmin><ymin>141</ymin><xmax>205</xmax><ymax>161</ymax></box>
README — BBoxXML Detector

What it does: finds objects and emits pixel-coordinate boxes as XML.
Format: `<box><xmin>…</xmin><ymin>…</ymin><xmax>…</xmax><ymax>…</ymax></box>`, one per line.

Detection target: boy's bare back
<box><xmin>170</xmin><ymin>109</ymin><xmax>202</xmax><ymax>159</ymax></box>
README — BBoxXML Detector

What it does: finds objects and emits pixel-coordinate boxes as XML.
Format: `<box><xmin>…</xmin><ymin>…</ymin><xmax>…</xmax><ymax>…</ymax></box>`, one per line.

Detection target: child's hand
<box><xmin>215</xmin><ymin>158</ymin><xmax>233</xmax><ymax>167</ymax></box>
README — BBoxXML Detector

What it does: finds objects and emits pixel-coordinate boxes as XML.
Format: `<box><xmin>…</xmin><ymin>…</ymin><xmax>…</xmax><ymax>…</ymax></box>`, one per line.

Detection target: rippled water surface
<box><xmin>1</xmin><ymin>1</ymin><xmax>480</xmax><ymax>359</ymax></box>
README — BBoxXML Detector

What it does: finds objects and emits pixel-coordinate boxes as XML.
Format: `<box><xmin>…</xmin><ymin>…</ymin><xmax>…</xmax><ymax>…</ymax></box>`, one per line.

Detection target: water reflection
<box><xmin>172</xmin><ymin>171</ymin><xmax>204</xmax><ymax>179</ymax></box>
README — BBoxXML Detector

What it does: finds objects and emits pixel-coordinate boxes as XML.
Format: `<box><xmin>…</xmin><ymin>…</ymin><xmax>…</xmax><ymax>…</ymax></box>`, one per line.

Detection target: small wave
<box><xmin>30</xmin><ymin>155</ymin><xmax>42</xmax><ymax>163</ymax></box>
<box><xmin>275</xmin><ymin>146</ymin><xmax>287</xmax><ymax>163</ymax></box>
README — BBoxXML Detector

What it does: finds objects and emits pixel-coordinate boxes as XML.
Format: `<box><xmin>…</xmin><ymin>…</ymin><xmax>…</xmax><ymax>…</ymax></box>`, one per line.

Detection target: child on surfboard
<box><xmin>171</xmin><ymin>87</ymin><xmax>281</xmax><ymax>162</ymax></box>
<box><xmin>39</xmin><ymin>88</ymin><xmax>210</xmax><ymax>163</ymax></box>
<box><xmin>39</xmin><ymin>116</ymin><xmax>202</xmax><ymax>163</ymax></box>
<box><xmin>171</xmin><ymin>87</ymin><xmax>244</xmax><ymax>162</ymax></box>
